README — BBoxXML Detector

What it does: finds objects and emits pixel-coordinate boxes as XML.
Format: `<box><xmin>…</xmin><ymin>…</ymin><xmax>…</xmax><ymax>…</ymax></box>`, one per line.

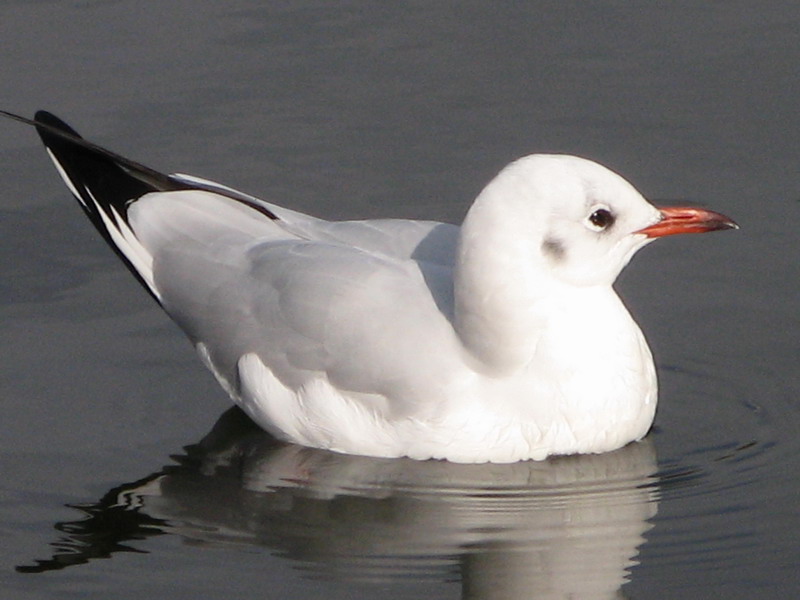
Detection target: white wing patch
<box><xmin>86</xmin><ymin>188</ymin><xmax>159</xmax><ymax>300</ymax></box>
<box><xmin>45</xmin><ymin>146</ymin><xmax>159</xmax><ymax>299</ymax></box>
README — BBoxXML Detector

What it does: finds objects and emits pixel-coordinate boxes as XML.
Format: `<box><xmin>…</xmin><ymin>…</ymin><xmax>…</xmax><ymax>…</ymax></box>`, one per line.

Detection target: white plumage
<box><xmin>14</xmin><ymin>111</ymin><xmax>737</xmax><ymax>463</ymax></box>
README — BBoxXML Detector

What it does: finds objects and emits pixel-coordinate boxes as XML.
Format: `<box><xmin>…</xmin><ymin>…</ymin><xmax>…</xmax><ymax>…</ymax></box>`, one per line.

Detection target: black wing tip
<box><xmin>3</xmin><ymin>109</ymin><xmax>280</xmax><ymax>216</ymax></box>
<box><xmin>33</xmin><ymin>110</ymin><xmax>84</xmax><ymax>141</ymax></box>
<box><xmin>0</xmin><ymin>109</ymin><xmax>86</xmax><ymax>146</ymax></box>
<box><xmin>33</xmin><ymin>109</ymin><xmax>55</xmax><ymax>121</ymax></box>
<box><xmin>34</xmin><ymin>109</ymin><xmax>67</xmax><ymax>126</ymax></box>
<box><xmin>2</xmin><ymin>109</ymin><xmax>284</xmax><ymax>303</ymax></box>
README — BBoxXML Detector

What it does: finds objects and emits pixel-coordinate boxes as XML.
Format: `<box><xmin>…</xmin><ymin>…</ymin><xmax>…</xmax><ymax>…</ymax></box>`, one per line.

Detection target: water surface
<box><xmin>1</xmin><ymin>2</ymin><xmax>799</xmax><ymax>599</ymax></box>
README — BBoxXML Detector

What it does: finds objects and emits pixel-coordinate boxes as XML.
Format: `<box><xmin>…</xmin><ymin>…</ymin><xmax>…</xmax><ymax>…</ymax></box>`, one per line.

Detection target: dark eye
<box><xmin>589</xmin><ymin>208</ymin><xmax>615</xmax><ymax>230</ymax></box>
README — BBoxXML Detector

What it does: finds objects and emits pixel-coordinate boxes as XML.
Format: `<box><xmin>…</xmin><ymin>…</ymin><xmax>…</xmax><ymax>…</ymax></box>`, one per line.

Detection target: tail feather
<box><xmin>31</xmin><ymin>111</ymin><xmax>195</xmax><ymax>302</ymax></box>
<box><xmin>1</xmin><ymin>110</ymin><xmax>282</xmax><ymax>303</ymax></box>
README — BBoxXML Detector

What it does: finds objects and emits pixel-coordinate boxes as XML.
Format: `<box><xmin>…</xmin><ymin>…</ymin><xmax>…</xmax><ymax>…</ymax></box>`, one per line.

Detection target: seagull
<box><xmin>4</xmin><ymin>111</ymin><xmax>737</xmax><ymax>463</ymax></box>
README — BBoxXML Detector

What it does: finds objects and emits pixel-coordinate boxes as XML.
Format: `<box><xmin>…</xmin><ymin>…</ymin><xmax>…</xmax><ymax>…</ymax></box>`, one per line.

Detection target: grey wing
<box><xmin>130</xmin><ymin>190</ymin><xmax>464</xmax><ymax>407</ymax></box>
<box><xmin>170</xmin><ymin>172</ymin><xmax>460</xmax><ymax>266</ymax></box>
<box><xmin>27</xmin><ymin>112</ymin><xmax>465</xmax><ymax>409</ymax></box>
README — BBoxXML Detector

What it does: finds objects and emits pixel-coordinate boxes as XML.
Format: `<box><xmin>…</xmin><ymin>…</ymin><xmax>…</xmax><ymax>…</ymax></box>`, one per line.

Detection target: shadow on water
<box><xmin>18</xmin><ymin>407</ymin><xmax>662</xmax><ymax>599</ymax></box>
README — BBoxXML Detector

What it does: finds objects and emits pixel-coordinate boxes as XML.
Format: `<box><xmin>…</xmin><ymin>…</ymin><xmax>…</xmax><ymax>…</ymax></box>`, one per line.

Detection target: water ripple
<box><xmin>16</xmin><ymin>349</ymin><xmax>800</xmax><ymax>597</ymax></box>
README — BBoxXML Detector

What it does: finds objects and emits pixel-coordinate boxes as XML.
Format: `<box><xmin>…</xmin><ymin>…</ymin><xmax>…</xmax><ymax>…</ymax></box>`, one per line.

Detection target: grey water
<box><xmin>1</xmin><ymin>2</ymin><xmax>798</xmax><ymax>598</ymax></box>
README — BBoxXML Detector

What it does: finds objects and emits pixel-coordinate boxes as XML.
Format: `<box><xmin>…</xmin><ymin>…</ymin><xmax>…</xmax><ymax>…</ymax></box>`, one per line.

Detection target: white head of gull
<box><xmin>5</xmin><ymin>110</ymin><xmax>737</xmax><ymax>463</ymax></box>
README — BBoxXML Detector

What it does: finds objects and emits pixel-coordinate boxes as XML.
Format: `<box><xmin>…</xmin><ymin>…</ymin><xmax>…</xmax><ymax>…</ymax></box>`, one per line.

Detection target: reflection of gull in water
<box><xmin>20</xmin><ymin>408</ymin><xmax>660</xmax><ymax>599</ymax></box>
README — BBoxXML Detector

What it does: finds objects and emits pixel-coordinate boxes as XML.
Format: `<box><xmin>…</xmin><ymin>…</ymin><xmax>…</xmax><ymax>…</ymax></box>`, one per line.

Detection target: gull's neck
<box><xmin>452</xmin><ymin>186</ymin><xmax>627</xmax><ymax>376</ymax></box>
<box><xmin>453</xmin><ymin>201</ymin><xmax>556</xmax><ymax>372</ymax></box>
<box><xmin>454</xmin><ymin>252</ymin><xmax>621</xmax><ymax>375</ymax></box>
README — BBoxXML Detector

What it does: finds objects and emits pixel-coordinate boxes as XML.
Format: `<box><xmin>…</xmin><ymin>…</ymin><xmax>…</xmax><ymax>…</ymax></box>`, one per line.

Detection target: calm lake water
<box><xmin>1</xmin><ymin>2</ymin><xmax>799</xmax><ymax>598</ymax></box>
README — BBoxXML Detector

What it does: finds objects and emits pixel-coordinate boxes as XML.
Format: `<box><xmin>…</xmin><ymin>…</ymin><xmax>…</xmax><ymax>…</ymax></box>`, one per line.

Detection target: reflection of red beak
<box><xmin>637</xmin><ymin>206</ymin><xmax>739</xmax><ymax>238</ymax></box>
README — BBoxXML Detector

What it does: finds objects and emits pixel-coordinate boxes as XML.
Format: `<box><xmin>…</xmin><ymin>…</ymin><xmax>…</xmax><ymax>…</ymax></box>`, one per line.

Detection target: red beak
<box><xmin>637</xmin><ymin>206</ymin><xmax>739</xmax><ymax>238</ymax></box>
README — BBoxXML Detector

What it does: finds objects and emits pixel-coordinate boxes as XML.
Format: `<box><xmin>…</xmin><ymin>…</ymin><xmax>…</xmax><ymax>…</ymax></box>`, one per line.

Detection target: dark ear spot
<box><xmin>542</xmin><ymin>237</ymin><xmax>566</xmax><ymax>261</ymax></box>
